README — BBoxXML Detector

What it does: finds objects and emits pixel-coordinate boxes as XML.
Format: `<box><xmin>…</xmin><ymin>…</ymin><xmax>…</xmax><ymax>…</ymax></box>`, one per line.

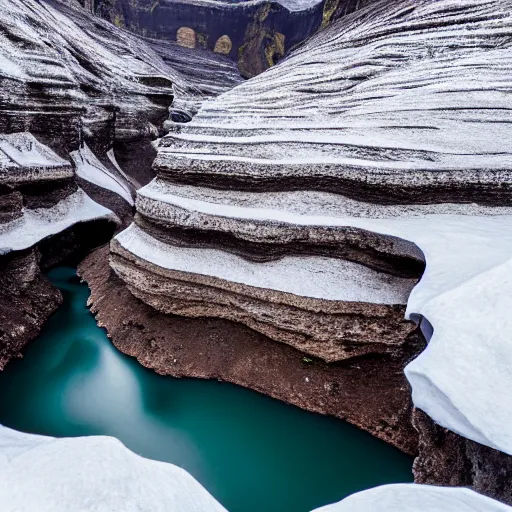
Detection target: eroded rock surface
<box><xmin>107</xmin><ymin>3</ymin><xmax>512</xmax><ymax>503</ymax></box>
<box><xmin>0</xmin><ymin>0</ymin><xmax>242</xmax><ymax>179</ymax></box>
<box><xmin>80</xmin><ymin>245</ymin><xmax>423</xmax><ymax>454</ymax></box>
<box><xmin>0</xmin><ymin>134</ymin><xmax>117</xmax><ymax>367</ymax></box>
<box><xmin>0</xmin><ymin>0</ymin><xmax>245</xmax><ymax>366</ymax></box>
<box><xmin>86</xmin><ymin>0</ymin><xmax>327</xmax><ymax>77</ymax></box>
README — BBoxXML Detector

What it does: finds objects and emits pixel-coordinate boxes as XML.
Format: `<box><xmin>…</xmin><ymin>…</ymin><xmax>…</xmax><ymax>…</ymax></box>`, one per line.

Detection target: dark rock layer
<box><xmin>0</xmin><ymin>250</ymin><xmax>62</xmax><ymax>370</ymax></box>
<box><xmin>413</xmin><ymin>410</ymin><xmax>512</xmax><ymax>506</ymax></box>
<box><xmin>88</xmin><ymin>0</ymin><xmax>325</xmax><ymax>77</ymax></box>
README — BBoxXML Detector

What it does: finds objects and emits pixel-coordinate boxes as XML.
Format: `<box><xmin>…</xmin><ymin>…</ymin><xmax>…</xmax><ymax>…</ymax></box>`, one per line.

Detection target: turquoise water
<box><xmin>0</xmin><ymin>267</ymin><xmax>412</xmax><ymax>512</ymax></box>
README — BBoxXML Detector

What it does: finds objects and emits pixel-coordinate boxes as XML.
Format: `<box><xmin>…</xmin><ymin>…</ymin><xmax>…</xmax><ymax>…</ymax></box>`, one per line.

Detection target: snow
<box><xmin>0</xmin><ymin>426</ymin><xmax>227</xmax><ymax>512</ymax></box>
<box><xmin>115</xmin><ymin>224</ymin><xmax>416</xmax><ymax>304</ymax></box>
<box><xmin>70</xmin><ymin>144</ymin><xmax>134</xmax><ymax>205</ymax></box>
<box><xmin>312</xmin><ymin>484</ymin><xmax>512</xmax><ymax>512</ymax></box>
<box><xmin>0</xmin><ymin>133</ymin><xmax>73</xmax><ymax>182</ymax></box>
<box><xmin>128</xmin><ymin>178</ymin><xmax>512</xmax><ymax>455</ymax></box>
<box><xmin>0</xmin><ymin>189</ymin><xmax>117</xmax><ymax>255</ymax></box>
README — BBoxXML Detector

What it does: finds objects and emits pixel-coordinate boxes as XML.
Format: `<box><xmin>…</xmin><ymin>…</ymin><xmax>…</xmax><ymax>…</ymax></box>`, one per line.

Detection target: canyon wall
<box><xmin>101</xmin><ymin>0</ymin><xmax>512</xmax><ymax>505</ymax></box>
<box><xmin>0</xmin><ymin>0</ymin><xmax>241</xmax><ymax>367</ymax></box>
<box><xmin>81</xmin><ymin>0</ymin><xmax>341</xmax><ymax>77</ymax></box>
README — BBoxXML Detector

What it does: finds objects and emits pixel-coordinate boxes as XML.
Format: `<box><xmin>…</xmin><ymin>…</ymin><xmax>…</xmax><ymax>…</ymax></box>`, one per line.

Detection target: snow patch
<box><xmin>70</xmin><ymin>145</ymin><xmax>134</xmax><ymax>205</ymax></box>
<box><xmin>0</xmin><ymin>189</ymin><xmax>117</xmax><ymax>254</ymax></box>
<box><xmin>0</xmin><ymin>426</ymin><xmax>226</xmax><ymax>512</ymax></box>
<box><xmin>313</xmin><ymin>484</ymin><xmax>512</xmax><ymax>512</ymax></box>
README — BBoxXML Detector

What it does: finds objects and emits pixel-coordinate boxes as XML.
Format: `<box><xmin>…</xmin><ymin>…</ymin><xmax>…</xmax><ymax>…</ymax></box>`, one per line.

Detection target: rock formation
<box><xmin>103</xmin><ymin>0</ymin><xmax>512</xmax><ymax>505</ymax></box>
<box><xmin>0</xmin><ymin>133</ymin><xmax>117</xmax><ymax>368</ymax></box>
<box><xmin>84</xmin><ymin>0</ymin><xmax>327</xmax><ymax>77</ymax></box>
<box><xmin>3</xmin><ymin>0</ymin><xmax>512</xmax><ymax>509</ymax></box>
<box><xmin>0</xmin><ymin>0</ymin><xmax>243</xmax><ymax>369</ymax></box>
<box><xmin>0</xmin><ymin>0</ymin><xmax>241</xmax><ymax>185</ymax></box>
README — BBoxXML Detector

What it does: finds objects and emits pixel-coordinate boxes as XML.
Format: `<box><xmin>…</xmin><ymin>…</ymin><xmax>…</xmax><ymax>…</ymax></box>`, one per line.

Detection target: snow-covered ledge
<box><xmin>313</xmin><ymin>484</ymin><xmax>512</xmax><ymax>512</ymax></box>
<box><xmin>120</xmin><ymin>181</ymin><xmax>512</xmax><ymax>455</ymax></box>
<box><xmin>0</xmin><ymin>189</ymin><xmax>117</xmax><ymax>255</ymax></box>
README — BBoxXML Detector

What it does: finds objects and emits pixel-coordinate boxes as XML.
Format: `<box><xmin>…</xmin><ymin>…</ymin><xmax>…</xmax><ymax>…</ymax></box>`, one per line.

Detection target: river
<box><xmin>0</xmin><ymin>267</ymin><xmax>412</xmax><ymax>512</ymax></box>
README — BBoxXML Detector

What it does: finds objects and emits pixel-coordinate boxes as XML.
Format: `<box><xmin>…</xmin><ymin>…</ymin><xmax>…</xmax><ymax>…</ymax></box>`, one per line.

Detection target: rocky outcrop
<box><xmin>0</xmin><ymin>0</ymin><xmax>242</xmax><ymax>184</ymax></box>
<box><xmin>153</xmin><ymin>0</ymin><xmax>512</xmax><ymax>203</ymax></box>
<box><xmin>0</xmin><ymin>133</ymin><xmax>118</xmax><ymax>367</ymax></box>
<box><xmin>0</xmin><ymin>0</ymin><xmax>244</xmax><ymax>367</ymax></box>
<box><xmin>412</xmin><ymin>410</ymin><xmax>512</xmax><ymax>507</ymax></box>
<box><xmin>80</xmin><ymin>245</ymin><xmax>423</xmax><ymax>454</ymax></box>
<box><xmin>0</xmin><ymin>250</ymin><xmax>61</xmax><ymax>370</ymax></box>
<box><xmin>86</xmin><ymin>0</ymin><xmax>327</xmax><ymax>77</ymax></box>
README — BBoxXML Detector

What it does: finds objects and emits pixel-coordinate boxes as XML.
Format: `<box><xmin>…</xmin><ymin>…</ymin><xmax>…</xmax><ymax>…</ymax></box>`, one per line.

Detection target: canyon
<box><xmin>1</xmin><ymin>0</ymin><xmax>512</xmax><ymax>510</ymax></box>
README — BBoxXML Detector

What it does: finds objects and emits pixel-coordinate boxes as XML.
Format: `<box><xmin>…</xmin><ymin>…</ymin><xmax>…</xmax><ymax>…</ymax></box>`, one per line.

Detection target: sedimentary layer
<box><xmin>81</xmin><ymin>245</ymin><xmax>424</xmax><ymax>454</ymax></box>
<box><xmin>154</xmin><ymin>0</ymin><xmax>512</xmax><ymax>204</ymax></box>
<box><xmin>112</xmin><ymin>224</ymin><xmax>417</xmax><ymax>362</ymax></box>
<box><xmin>0</xmin><ymin>133</ymin><xmax>118</xmax><ymax>367</ymax></box>
<box><xmin>0</xmin><ymin>0</ymin><xmax>242</xmax><ymax>172</ymax></box>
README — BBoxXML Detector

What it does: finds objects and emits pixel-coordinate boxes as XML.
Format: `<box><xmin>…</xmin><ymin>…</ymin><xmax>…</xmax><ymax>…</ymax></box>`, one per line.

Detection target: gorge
<box><xmin>1</xmin><ymin>0</ymin><xmax>512</xmax><ymax>510</ymax></box>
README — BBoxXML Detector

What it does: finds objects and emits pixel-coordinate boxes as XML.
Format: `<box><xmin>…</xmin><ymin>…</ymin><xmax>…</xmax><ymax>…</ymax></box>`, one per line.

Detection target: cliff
<box><xmin>103</xmin><ymin>0</ymin><xmax>512</xmax><ymax>505</ymax></box>
<box><xmin>83</xmin><ymin>0</ymin><xmax>326</xmax><ymax>77</ymax></box>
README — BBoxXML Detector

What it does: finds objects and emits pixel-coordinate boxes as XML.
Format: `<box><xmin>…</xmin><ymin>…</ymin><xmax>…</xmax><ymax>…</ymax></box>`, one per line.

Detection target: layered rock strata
<box><xmin>0</xmin><ymin>0</ymin><xmax>244</xmax><ymax>367</ymax></box>
<box><xmin>154</xmin><ymin>0</ymin><xmax>512</xmax><ymax>204</ymax></box>
<box><xmin>0</xmin><ymin>0</ymin><xmax>242</xmax><ymax>184</ymax></box>
<box><xmin>107</xmin><ymin>0</ymin><xmax>512</xmax><ymax>504</ymax></box>
<box><xmin>0</xmin><ymin>133</ymin><xmax>117</xmax><ymax>368</ymax></box>
<box><xmin>81</xmin><ymin>245</ymin><xmax>423</xmax><ymax>454</ymax></box>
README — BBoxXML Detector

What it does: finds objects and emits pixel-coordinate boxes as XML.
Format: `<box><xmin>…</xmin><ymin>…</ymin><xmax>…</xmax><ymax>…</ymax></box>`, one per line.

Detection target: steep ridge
<box><xmin>105</xmin><ymin>0</ymin><xmax>512</xmax><ymax>503</ymax></box>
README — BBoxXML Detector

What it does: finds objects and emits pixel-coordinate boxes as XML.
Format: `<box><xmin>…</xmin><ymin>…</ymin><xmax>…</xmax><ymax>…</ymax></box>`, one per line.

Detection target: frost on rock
<box><xmin>0</xmin><ymin>133</ymin><xmax>73</xmax><ymax>184</ymax></box>
<box><xmin>0</xmin><ymin>189</ymin><xmax>116</xmax><ymax>255</ymax></box>
<box><xmin>70</xmin><ymin>144</ymin><xmax>134</xmax><ymax>205</ymax></box>
<box><xmin>313</xmin><ymin>484</ymin><xmax>512</xmax><ymax>512</ymax></box>
<box><xmin>0</xmin><ymin>0</ymin><xmax>242</xmax><ymax>153</ymax></box>
<box><xmin>111</xmin><ymin>0</ymin><xmax>512</xmax><ymax>458</ymax></box>
<box><xmin>154</xmin><ymin>0</ymin><xmax>512</xmax><ymax>203</ymax></box>
<box><xmin>0</xmin><ymin>426</ymin><xmax>227</xmax><ymax>512</ymax></box>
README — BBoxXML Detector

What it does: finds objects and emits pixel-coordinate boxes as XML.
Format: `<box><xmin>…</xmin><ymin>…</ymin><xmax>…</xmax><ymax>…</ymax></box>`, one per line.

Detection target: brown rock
<box><xmin>79</xmin><ymin>245</ymin><xmax>426</xmax><ymax>454</ymax></box>
<box><xmin>413</xmin><ymin>409</ymin><xmax>512</xmax><ymax>505</ymax></box>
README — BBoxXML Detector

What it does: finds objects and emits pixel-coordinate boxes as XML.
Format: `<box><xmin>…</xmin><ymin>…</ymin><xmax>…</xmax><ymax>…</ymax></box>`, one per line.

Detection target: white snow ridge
<box><xmin>0</xmin><ymin>426</ymin><xmax>227</xmax><ymax>512</ymax></box>
<box><xmin>313</xmin><ymin>484</ymin><xmax>512</xmax><ymax>512</ymax></box>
